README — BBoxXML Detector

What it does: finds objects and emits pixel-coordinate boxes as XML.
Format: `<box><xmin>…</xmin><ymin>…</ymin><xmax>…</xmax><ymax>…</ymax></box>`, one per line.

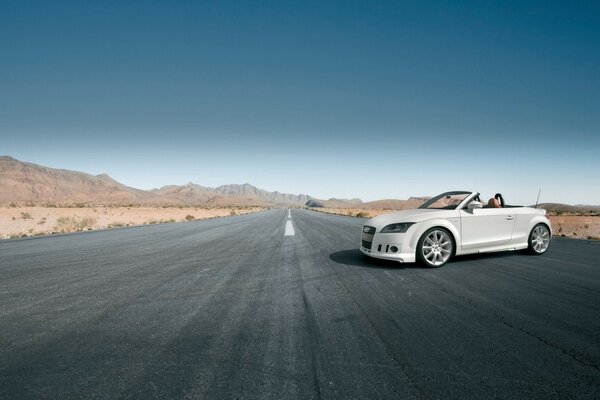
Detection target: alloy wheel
<box><xmin>422</xmin><ymin>230</ymin><xmax>453</xmax><ymax>266</ymax></box>
<box><xmin>531</xmin><ymin>225</ymin><xmax>550</xmax><ymax>254</ymax></box>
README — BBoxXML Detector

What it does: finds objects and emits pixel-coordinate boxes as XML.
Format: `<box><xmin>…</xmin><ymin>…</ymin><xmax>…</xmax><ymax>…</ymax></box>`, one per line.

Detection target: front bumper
<box><xmin>360</xmin><ymin>231</ymin><xmax>416</xmax><ymax>263</ymax></box>
<box><xmin>360</xmin><ymin>245</ymin><xmax>416</xmax><ymax>263</ymax></box>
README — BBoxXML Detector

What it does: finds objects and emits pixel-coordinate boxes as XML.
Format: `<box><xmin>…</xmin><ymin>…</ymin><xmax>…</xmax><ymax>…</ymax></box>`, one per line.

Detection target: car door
<box><xmin>459</xmin><ymin>208</ymin><xmax>517</xmax><ymax>250</ymax></box>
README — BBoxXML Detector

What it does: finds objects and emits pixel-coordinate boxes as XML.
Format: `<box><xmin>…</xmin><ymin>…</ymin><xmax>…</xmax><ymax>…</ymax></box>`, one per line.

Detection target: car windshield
<box><xmin>418</xmin><ymin>191</ymin><xmax>472</xmax><ymax>210</ymax></box>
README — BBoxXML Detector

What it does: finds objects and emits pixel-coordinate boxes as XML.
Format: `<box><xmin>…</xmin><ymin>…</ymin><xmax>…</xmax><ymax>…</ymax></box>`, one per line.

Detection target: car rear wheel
<box><xmin>528</xmin><ymin>224</ymin><xmax>551</xmax><ymax>255</ymax></box>
<box><xmin>417</xmin><ymin>228</ymin><xmax>454</xmax><ymax>268</ymax></box>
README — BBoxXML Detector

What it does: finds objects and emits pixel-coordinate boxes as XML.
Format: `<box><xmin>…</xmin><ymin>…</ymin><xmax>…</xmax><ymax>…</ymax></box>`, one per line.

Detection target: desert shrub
<box><xmin>20</xmin><ymin>212</ymin><xmax>32</xmax><ymax>220</ymax></box>
<box><xmin>54</xmin><ymin>216</ymin><xmax>96</xmax><ymax>232</ymax></box>
<box><xmin>355</xmin><ymin>212</ymin><xmax>370</xmax><ymax>218</ymax></box>
<box><xmin>9</xmin><ymin>202</ymin><xmax>17</xmax><ymax>208</ymax></box>
<box><xmin>587</xmin><ymin>236</ymin><xmax>600</xmax><ymax>240</ymax></box>
<box><xmin>230</xmin><ymin>209</ymin><xmax>237</xmax><ymax>216</ymax></box>
<box><xmin>185</xmin><ymin>215</ymin><xmax>195</xmax><ymax>221</ymax></box>
<box><xmin>109</xmin><ymin>222</ymin><xmax>125</xmax><ymax>228</ymax></box>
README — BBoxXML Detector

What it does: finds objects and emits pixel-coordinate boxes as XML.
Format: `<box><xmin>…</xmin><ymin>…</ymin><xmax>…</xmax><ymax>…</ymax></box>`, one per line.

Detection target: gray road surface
<box><xmin>1</xmin><ymin>209</ymin><xmax>599</xmax><ymax>399</ymax></box>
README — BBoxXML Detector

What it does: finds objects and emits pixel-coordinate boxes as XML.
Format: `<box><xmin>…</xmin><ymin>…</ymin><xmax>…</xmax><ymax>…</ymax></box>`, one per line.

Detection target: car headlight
<box><xmin>363</xmin><ymin>226</ymin><xmax>376</xmax><ymax>234</ymax></box>
<box><xmin>380</xmin><ymin>222</ymin><xmax>415</xmax><ymax>233</ymax></box>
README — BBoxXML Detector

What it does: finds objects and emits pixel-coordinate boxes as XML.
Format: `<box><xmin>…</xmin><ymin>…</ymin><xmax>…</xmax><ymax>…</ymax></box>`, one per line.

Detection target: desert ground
<box><xmin>311</xmin><ymin>208</ymin><xmax>600</xmax><ymax>240</ymax></box>
<box><xmin>0</xmin><ymin>206</ymin><xmax>266</xmax><ymax>239</ymax></box>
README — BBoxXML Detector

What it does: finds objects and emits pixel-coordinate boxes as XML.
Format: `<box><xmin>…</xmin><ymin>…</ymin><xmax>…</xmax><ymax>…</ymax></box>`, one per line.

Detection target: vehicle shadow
<box><xmin>330</xmin><ymin>248</ymin><xmax>528</xmax><ymax>269</ymax></box>
<box><xmin>329</xmin><ymin>249</ymin><xmax>422</xmax><ymax>270</ymax></box>
<box><xmin>451</xmin><ymin>250</ymin><xmax>526</xmax><ymax>264</ymax></box>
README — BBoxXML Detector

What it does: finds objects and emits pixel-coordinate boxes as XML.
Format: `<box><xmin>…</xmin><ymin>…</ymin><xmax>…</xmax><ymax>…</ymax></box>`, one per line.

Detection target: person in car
<box><xmin>488</xmin><ymin>197</ymin><xmax>501</xmax><ymax>208</ymax></box>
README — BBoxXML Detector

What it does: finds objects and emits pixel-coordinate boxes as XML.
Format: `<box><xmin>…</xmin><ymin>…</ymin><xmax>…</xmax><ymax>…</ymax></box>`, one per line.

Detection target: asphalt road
<box><xmin>1</xmin><ymin>209</ymin><xmax>599</xmax><ymax>399</ymax></box>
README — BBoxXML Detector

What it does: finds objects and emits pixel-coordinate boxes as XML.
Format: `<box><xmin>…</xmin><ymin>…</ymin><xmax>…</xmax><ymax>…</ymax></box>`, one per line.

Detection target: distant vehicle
<box><xmin>360</xmin><ymin>191</ymin><xmax>551</xmax><ymax>268</ymax></box>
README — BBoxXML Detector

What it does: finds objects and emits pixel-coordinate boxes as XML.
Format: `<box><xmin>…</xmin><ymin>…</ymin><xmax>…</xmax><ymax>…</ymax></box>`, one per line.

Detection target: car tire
<box><xmin>417</xmin><ymin>227</ymin><xmax>454</xmax><ymax>268</ymax></box>
<box><xmin>528</xmin><ymin>223</ymin><xmax>551</xmax><ymax>255</ymax></box>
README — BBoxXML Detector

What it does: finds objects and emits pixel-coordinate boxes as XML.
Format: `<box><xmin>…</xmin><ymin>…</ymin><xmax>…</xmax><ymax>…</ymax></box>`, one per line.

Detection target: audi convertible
<box><xmin>360</xmin><ymin>191</ymin><xmax>551</xmax><ymax>268</ymax></box>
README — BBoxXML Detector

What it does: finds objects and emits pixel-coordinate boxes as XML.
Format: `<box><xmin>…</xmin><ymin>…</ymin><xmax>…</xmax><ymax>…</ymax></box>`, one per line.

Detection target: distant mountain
<box><xmin>150</xmin><ymin>182</ymin><xmax>314</xmax><ymax>207</ymax></box>
<box><xmin>148</xmin><ymin>183</ymin><xmax>243</xmax><ymax>206</ymax></box>
<box><xmin>0</xmin><ymin>156</ymin><xmax>354</xmax><ymax>207</ymax></box>
<box><xmin>0</xmin><ymin>156</ymin><xmax>149</xmax><ymax>204</ymax></box>
<box><xmin>7</xmin><ymin>156</ymin><xmax>592</xmax><ymax>212</ymax></box>
<box><xmin>537</xmin><ymin>203</ymin><xmax>600</xmax><ymax>215</ymax></box>
<box><xmin>213</xmin><ymin>183</ymin><xmax>313</xmax><ymax>205</ymax></box>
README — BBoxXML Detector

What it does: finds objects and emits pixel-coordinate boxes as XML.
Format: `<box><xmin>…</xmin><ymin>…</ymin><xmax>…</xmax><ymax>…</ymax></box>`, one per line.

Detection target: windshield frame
<box><xmin>418</xmin><ymin>191</ymin><xmax>476</xmax><ymax>210</ymax></box>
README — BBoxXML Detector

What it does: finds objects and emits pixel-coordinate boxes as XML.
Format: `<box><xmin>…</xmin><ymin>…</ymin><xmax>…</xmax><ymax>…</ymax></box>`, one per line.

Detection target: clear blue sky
<box><xmin>2</xmin><ymin>1</ymin><xmax>599</xmax><ymax>204</ymax></box>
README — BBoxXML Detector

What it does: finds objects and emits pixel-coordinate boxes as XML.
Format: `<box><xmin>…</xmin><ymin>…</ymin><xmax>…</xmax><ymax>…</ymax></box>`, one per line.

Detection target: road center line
<box><xmin>284</xmin><ymin>219</ymin><xmax>295</xmax><ymax>236</ymax></box>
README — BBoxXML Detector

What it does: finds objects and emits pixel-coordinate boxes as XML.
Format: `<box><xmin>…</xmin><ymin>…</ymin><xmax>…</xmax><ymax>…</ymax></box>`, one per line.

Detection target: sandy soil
<box><xmin>550</xmin><ymin>215</ymin><xmax>600</xmax><ymax>239</ymax></box>
<box><xmin>311</xmin><ymin>208</ymin><xmax>600</xmax><ymax>240</ymax></box>
<box><xmin>0</xmin><ymin>206</ymin><xmax>266</xmax><ymax>239</ymax></box>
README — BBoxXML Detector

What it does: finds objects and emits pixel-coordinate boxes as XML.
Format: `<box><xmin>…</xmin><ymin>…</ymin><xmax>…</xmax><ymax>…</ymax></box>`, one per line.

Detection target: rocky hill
<box><xmin>7</xmin><ymin>156</ymin><xmax>593</xmax><ymax>212</ymax></box>
<box><xmin>0</xmin><ymin>156</ymin><xmax>149</xmax><ymax>205</ymax></box>
<box><xmin>0</xmin><ymin>156</ymin><xmax>353</xmax><ymax>207</ymax></box>
<box><xmin>537</xmin><ymin>203</ymin><xmax>600</xmax><ymax>215</ymax></box>
<box><xmin>213</xmin><ymin>183</ymin><xmax>313</xmax><ymax>205</ymax></box>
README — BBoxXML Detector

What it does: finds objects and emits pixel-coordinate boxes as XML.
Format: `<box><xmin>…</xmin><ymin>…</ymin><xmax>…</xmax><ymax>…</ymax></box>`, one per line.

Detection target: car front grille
<box><xmin>361</xmin><ymin>225</ymin><xmax>375</xmax><ymax>250</ymax></box>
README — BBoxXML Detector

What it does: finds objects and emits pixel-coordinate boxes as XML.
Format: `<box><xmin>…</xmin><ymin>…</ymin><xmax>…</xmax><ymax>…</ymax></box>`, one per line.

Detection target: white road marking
<box><xmin>284</xmin><ymin>220</ymin><xmax>295</xmax><ymax>236</ymax></box>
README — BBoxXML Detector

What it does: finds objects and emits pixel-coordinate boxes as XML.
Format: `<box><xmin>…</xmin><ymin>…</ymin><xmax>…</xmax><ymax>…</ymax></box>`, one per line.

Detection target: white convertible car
<box><xmin>360</xmin><ymin>191</ymin><xmax>551</xmax><ymax>268</ymax></box>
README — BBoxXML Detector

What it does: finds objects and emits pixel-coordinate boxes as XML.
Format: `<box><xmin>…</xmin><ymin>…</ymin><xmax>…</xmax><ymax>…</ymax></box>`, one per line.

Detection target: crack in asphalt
<box><xmin>436</xmin><ymin>285</ymin><xmax>600</xmax><ymax>376</ymax></box>
<box><xmin>499</xmin><ymin>319</ymin><xmax>600</xmax><ymax>374</ymax></box>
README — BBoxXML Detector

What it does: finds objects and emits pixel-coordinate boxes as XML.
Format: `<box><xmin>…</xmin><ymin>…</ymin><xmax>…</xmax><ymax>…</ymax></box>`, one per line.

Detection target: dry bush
<box><xmin>20</xmin><ymin>211</ymin><xmax>32</xmax><ymax>220</ymax></box>
<box><xmin>54</xmin><ymin>216</ymin><xmax>96</xmax><ymax>233</ymax></box>
<box><xmin>185</xmin><ymin>214</ymin><xmax>195</xmax><ymax>221</ymax></box>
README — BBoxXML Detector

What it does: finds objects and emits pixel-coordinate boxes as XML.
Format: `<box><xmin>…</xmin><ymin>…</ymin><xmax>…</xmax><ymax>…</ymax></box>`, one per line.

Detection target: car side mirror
<box><xmin>467</xmin><ymin>201</ymin><xmax>483</xmax><ymax>213</ymax></box>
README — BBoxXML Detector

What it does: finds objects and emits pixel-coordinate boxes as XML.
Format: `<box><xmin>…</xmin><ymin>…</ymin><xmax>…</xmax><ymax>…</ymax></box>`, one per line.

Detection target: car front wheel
<box><xmin>417</xmin><ymin>228</ymin><xmax>454</xmax><ymax>268</ymax></box>
<box><xmin>528</xmin><ymin>224</ymin><xmax>551</xmax><ymax>255</ymax></box>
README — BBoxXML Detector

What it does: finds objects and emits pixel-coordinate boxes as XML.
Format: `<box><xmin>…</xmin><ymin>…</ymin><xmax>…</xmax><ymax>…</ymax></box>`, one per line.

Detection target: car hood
<box><xmin>365</xmin><ymin>209</ymin><xmax>454</xmax><ymax>230</ymax></box>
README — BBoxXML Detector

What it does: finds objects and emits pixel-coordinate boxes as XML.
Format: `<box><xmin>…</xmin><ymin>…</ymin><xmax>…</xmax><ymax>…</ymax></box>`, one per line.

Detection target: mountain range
<box><xmin>0</xmin><ymin>156</ymin><xmax>362</xmax><ymax>207</ymax></box>
<box><xmin>3</xmin><ymin>156</ymin><xmax>596</xmax><ymax>212</ymax></box>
